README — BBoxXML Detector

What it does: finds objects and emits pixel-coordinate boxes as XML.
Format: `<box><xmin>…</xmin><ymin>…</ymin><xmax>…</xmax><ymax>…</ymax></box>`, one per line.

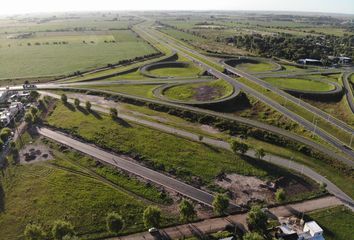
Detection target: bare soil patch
<box><xmin>215</xmin><ymin>173</ymin><xmax>275</xmax><ymax>206</ymax></box>
<box><xmin>195</xmin><ymin>86</ymin><xmax>222</xmax><ymax>101</ymax></box>
<box><xmin>19</xmin><ymin>143</ymin><xmax>53</xmax><ymax>164</ymax></box>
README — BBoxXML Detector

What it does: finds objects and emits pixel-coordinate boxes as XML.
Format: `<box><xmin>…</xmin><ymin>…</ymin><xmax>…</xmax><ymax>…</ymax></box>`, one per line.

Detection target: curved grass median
<box><xmin>163</xmin><ymin>79</ymin><xmax>233</xmax><ymax>101</ymax></box>
<box><xmin>148</xmin><ymin>64</ymin><xmax>202</xmax><ymax>77</ymax></box>
<box><xmin>263</xmin><ymin>77</ymin><xmax>335</xmax><ymax>92</ymax></box>
<box><xmin>238</xmin><ymin>62</ymin><xmax>276</xmax><ymax>72</ymax></box>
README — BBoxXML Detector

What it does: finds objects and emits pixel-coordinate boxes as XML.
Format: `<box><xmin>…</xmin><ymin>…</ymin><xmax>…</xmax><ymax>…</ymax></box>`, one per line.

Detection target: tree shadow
<box><xmin>0</xmin><ymin>184</ymin><xmax>5</xmax><ymax>212</ymax></box>
<box><xmin>64</xmin><ymin>102</ymin><xmax>76</xmax><ymax>112</ymax></box>
<box><xmin>77</xmin><ymin>106</ymin><xmax>89</xmax><ymax>115</ymax></box>
<box><xmin>88</xmin><ymin>109</ymin><xmax>102</xmax><ymax>120</ymax></box>
<box><xmin>201</xmin><ymin>142</ymin><xmax>220</xmax><ymax>153</ymax></box>
<box><xmin>114</xmin><ymin>117</ymin><xmax>132</xmax><ymax>128</ymax></box>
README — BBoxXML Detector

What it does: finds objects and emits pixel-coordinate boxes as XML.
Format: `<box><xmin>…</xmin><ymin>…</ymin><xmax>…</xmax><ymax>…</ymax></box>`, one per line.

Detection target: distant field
<box><xmin>308</xmin><ymin>206</ymin><xmax>354</xmax><ymax>240</ymax></box>
<box><xmin>164</xmin><ymin>79</ymin><xmax>233</xmax><ymax>101</ymax></box>
<box><xmin>0</xmin><ymin>29</ymin><xmax>157</xmax><ymax>79</ymax></box>
<box><xmin>263</xmin><ymin>77</ymin><xmax>335</xmax><ymax>92</ymax></box>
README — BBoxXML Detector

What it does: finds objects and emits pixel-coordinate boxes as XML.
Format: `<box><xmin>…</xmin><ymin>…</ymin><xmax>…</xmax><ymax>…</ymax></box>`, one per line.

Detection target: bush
<box><xmin>106</xmin><ymin>212</ymin><xmax>124</xmax><ymax>234</ymax></box>
<box><xmin>231</xmin><ymin>139</ymin><xmax>250</xmax><ymax>155</ymax></box>
<box><xmin>85</xmin><ymin>101</ymin><xmax>92</xmax><ymax>111</ymax></box>
<box><xmin>110</xmin><ymin>108</ymin><xmax>118</xmax><ymax>119</ymax></box>
<box><xmin>275</xmin><ymin>188</ymin><xmax>286</xmax><ymax>202</ymax></box>
<box><xmin>243</xmin><ymin>232</ymin><xmax>264</xmax><ymax>240</ymax></box>
<box><xmin>179</xmin><ymin>199</ymin><xmax>196</xmax><ymax>222</ymax></box>
<box><xmin>52</xmin><ymin>220</ymin><xmax>75</xmax><ymax>240</ymax></box>
<box><xmin>212</xmin><ymin>193</ymin><xmax>229</xmax><ymax>215</ymax></box>
<box><xmin>24</xmin><ymin>112</ymin><xmax>34</xmax><ymax>124</ymax></box>
<box><xmin>0</xmin><ymin>128</ymin><xmax>12</xmax><ymax>142</ymax></box>
<box><xmin>74</xmin><ymin>98</ymin><xmax>80</xmax><ymax>108</ymax></box>
<box><xmin>246</xmin><ymin>205</ymin><xmax>268</xmax><ymax>233</ymax></box>
<box><xmin>143</xmin><ymin>206</ymin><xmax>161</xmax><ymax>228</ymax></box>
<box><xmin>61</xmin><ymin>94</ymin><xmax>68</xmax><ymax>104</ymax></box>
<box><xmin>24</xmin><ymin>223</ymin><xmax>45</xmax><ymax>240</ymax></box>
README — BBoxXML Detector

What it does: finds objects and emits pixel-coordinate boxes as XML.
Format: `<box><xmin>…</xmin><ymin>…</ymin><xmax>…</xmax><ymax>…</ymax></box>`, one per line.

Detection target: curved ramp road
<box><xmin>137</xmin><ymin>26</ymin><xmax>354</xmax><ymax>159</ymax></box>
<box><xmin>343</xmin><ymin>72</ymin><xmax>354</xmax><ymax>113</ymax></box>
<box><xmin>37</xmin><ymin>127</ymin><xmax>240</xmax><ymax>210</ymax></box>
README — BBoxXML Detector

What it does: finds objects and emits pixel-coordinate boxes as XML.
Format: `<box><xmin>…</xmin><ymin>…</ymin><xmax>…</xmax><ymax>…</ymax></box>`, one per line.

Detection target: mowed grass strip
<box><xmin>307</xmin><ymin>206</ymin><xmax>354</xmax><ymax>240</ymax></box>
<box><xmin>164</xmin><ymin>79</ymin><xmax>233</xmax><ymax>101</ymax></box>
<box><xmin>78</xmin><ymin>84</ymin><xmax>159</xmax><ymax>98</ymax></box>
<box><xmin>46</xmin><ymin>102</ymin><xmax>290</xmax><ymax>184</ymax></box>
<box><xmin>148</xmin><ymin>64</ymin><xmax>202</xmax><ymax>77</ymax></box>
<box><xmin>263</xmin><ymin>77</ymin><xmax>335</xmax><ymax>92</ymax></box>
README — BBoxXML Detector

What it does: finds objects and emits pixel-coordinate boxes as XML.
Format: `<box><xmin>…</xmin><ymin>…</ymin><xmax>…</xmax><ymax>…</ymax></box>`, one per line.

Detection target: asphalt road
<box><xmin>343</xmin><ymin>72</ymin><xmax>354</xmax><ymax>113</ymax></box>
<box><xmin>137</xmin><ymin>25</ymin><xmax>354</xmax><ymax>160</ymax></box>
<box><xmin>39</xmin><ymin>91</ymin><xmax>354</xmax><ymax>208</ymax></box>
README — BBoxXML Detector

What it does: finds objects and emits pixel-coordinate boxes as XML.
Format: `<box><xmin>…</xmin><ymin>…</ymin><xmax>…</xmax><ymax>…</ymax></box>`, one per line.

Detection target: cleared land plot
<box><xmin>307</xmin><ymin>206</ymin><xmax>354</xmax><ymax>240</ymax></box>
<box><xmin>163</xmin><ymin>79</ymin><xmax>233</xmax><ymax>101</ymax></box>
<box><xmin>0</xmin><ymin>30</ymin><xmax>157</xmax><ymax>79</ymax></box>
<box><xmin>262</xmin><ymin>77</ymin><xmax>335</xmax><ymax>92</ymax></box>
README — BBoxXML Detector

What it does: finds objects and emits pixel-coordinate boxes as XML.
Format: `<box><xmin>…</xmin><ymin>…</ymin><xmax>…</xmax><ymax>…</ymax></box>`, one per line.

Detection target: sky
<box><xmin>0</xmin><ymin>0</ymin><xmax>353</xmax><ymax>15</ymax></box>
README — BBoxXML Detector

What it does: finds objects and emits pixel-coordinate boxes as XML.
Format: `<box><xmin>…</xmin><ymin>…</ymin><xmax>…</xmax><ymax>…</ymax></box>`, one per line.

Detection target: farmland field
<box><xmin>0</xmin><ymin>27</ymin><xmax>157</xmax><ymax>79</ymax></box>
<box><xmin>262</xmin><ymin>77</ymin><xmax>335</xmax><ymax>92</ymax></box>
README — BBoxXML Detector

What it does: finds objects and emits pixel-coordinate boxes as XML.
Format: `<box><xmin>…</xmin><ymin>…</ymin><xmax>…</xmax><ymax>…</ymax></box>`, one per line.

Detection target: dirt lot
<box><xmin>195</xmin><ymin>86</ymin><xmax>222</xmax><ymax>101</ymax></box>
<box><xmin>19</xmin><ymin>143</ymin><xmax>53</xmax><ymax>164</ymax></box>
<box><xmin>215</xmin><ymin>173</ymin><xmax>275</xmax><ymax>206</ymax></box>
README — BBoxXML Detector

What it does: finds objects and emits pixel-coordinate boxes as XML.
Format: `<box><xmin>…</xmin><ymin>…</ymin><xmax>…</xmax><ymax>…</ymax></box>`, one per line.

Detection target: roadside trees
<box><xmin>24</xmin><ymin>112</ymin><xmax>34</xmax><ymax>125</ymax></box>
<box><xmin>143</xmin><ymin>206</ymin><xmax>161</xmax><ymax>228</ymax></box>
<box><xmin>74</xmin><ymin>98</ymin><xmax>80</xmax><ymax>108</ymax></box>
<box><xmin>275</xmin><ymin>188</ymin><xmax>286</xmax><ymax>203</ymax></box>
<box><xmin>179</xmin><ymin>199</ymin><xmax>196</xmax><ymax>222</ymax></box>
<box><xmin>52</xmin><ymin>220</ymin><xmax>75</xmax><ymax>240</ymax></box>
<box><xmin>255</xmin><ymin>148</ymin><xmax>265</xmax><ymax>160</ymax></box>
<box><xmin>24</xmin><ymin>223</ymin><xmax>45</xmax><ymax>240</ymax></box>
<box><xmin>246</xmin><ymin>205</ymin><xmax>268</xmax><ymax>233</ymax></box>
<box><xmin>110</xmin><ymin>108</ymin><xmax>118</xmax><ymax>119</ymax></box>
<box><xmin>0</xmin><ymin>128</ymin><xmax>12</xmax><ymax>142</ymax></box>
<box><xmin>61</xmin><ymin>94</ymin><xmax>68</xmax><ymax>104</ymax></box>
<box><xmin>85</xmin><ymin>101</ymin><xmax>92</xmax><ymax>111</ymax></box>
<box><xmin>106</xmin><ymin>212</ymin><xmax>124</xmax><ymax>234</ymax></box>
<box><xmin>231</xmin><ymin>139</ymin><xmax>249</xmax><ymax>155</ymax></box>
<box><xmin>212</xmin><ymin>193</ymin><xmax>229</xmax><ymax>215</ymax></box>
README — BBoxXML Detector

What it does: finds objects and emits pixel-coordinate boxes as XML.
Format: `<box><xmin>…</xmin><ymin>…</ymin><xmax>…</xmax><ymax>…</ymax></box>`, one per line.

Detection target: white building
<box><xmin>298</xmin><ymin>221</ymin><xmax>324</xmax><ymax>240</ymax></box>
<box><xmin>277</xmin><ymin>220</ymin><xmax>325</xmax><ymax>240</ymax></box>
<box><xmin>0</xmin><ymin>102</ymin><xmax>24</xmax><ymax>126</ymax></box>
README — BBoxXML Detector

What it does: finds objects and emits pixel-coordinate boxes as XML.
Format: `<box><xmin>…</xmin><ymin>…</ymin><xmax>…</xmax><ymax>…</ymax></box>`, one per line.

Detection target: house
<box><xmin>298</xmin><ymin>59</ymin><xmax>322</xmax><ymax>66</ymax></box>
<box><xmin>277</xmin><ymin>221</ymin><xmax>325</xmax><ymax>240</ymax></box>
<box><xmin>0</xmin><ymin>102</ymin><xmax>24</xmax><ymax>126</ymax></box>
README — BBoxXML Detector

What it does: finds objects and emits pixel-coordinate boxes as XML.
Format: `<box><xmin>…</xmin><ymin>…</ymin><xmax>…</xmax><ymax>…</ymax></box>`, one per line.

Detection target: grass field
<box><xmin>237</xmin><ymin>62</ymin><xmax>276</xmax><ymax>72</ymax></box>
<box><xmin>0</xmin><ymin>133</ymin><xmax>175</xmax><ymax>239</ymax></box>
<box><xmin>148</xmin><ymin>64</ymin><xmax>202</xmax><ymax>77</ymax></box>
<box><xmin>0</xmin><ymin>30</ymin><xmax>157</xmax><ymax>79</ymax></box>
<box><xmin>163</xmin><ymin>79</ymin><xmax>233</xmax><ymax>101</ymax></box>
<box><xmin>307</xmin><ymin>206</ymin><xmax>354</xmax><ymax>240</ymax></box>
<box><xmin>262</xmin><ymin>77</ymin><xmax>334</xmax><ymax>92</ymax></box>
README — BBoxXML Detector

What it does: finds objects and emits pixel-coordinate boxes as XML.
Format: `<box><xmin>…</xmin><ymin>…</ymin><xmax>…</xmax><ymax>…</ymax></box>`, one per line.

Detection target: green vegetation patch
<box><xmin>163</xmin><ymin>79</ymin><xmax>233</xmax><ymax>101</ymax></box>
<box><xmin>78</xmin><ymin>84</ymin><xmax>159</xmax><ymax>98</ymax></box>
<box><xmin>263</xmin><ymin>77</ymin><xmax>335</xmax><ymax>92</ymax></box>
<box><xmin>308</xmin><ymin>206</ymin><xmax>354</xmax><ymax>240</ymax></box>
<box><xmin>148</xmin><ymin>64</ymin><xmax>201</xmax><ymax>77</ymax></box>
<box><xmin>46</xmin><ymin>102</ymin><xmax>303</xmax><ymax>186</ymax></box>
<box><xmin>238</xmin><ymin>62</ymin><xmax>276</xmax><ymax>72</ymax></box>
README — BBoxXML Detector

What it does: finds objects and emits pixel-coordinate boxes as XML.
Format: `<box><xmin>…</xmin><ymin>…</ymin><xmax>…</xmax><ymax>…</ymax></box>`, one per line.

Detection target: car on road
<box><xmin>148</xmin><ymin>227</ymin><xmax>161</xmax><ymax>239</ymax></box>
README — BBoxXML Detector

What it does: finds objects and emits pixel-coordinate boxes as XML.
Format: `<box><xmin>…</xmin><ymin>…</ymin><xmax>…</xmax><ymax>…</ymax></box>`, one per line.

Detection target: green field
<box><xmin>0</xmin><ymin>30</ymin><xmax>157</xmax><ymax>79</ymax></box>
<box><xmin>263</xmin><ymin>77</ymin><xmax>335</xmax><ymax>92</ymax></box>
<box><xmin>78</xmin><ymin>84</ymin><xmax>159</xmax><ymax>98</ymax></box>
<box><xmin>148</xmin><ymin>64</ymin><xmax>202</xmax><ymax>77</ymax></box>
<box><xmin>45</xmin><ymin>102</ymin><xmax>319</xmax><ymax>191</ymax></box>
<box><xmin>308</xmin><ymin>206</ymin><xmax>354</xmax><ymax>240</ymax></box>
<box><xmin>237</xmin><ymin>62</ymin><xmax>276</xmax><ymax>72</ymax></box>
<box><xmin>163</xmin><ymin>79</ymin><xmax>233</xmax><ymax>101</ymax></box>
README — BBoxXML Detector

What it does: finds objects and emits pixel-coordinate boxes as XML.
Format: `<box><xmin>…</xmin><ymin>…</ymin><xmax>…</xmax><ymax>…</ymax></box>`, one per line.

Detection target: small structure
<box><xmin>298</xmin><ymin>59</ymin><xmax>322</xmax><ymax>66</ymax></box>
<box><xmin>277</xmin><ymin>219</ymin><xmax>325</xmax><ymax>240</ymax></box>
<box><xmin>0</xmin><ymin>102</ymin><xmax>24</xmax><ymax>126</ymax></box>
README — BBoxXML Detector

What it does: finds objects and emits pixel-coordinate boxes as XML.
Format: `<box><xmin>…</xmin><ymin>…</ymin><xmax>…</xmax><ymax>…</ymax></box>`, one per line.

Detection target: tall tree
<box><xmin>212</xmin><ymin>193</ymin><xmax>229</xmax><ymax>215</ymax></box>
<box><xmin>179</xmin><ymin>199</ymin><xmax>196</xmax><ymax>222</ymax></box>
<box><xmin>246</xmin><ymin>205</ymin><xmax>268</xmax><ymax>233</ymax></box>
<box><xmin>143</xmin><ymin>206</ymin><xmax>161</xmax><ymax>228</ymax></box>
<box><xmin>106</xmin><ymin>212</ymin><xmax>124</xmax><ymax>234</ymax></box>
<box><xmin>231</xmin><ymin>139</ymin><xmax>250</xmax><ymax>155</ymax></box>
<box><xmin>52</xmin><ymin>220</ymin><xmax>75</xmax><ymax>240</ymax></box>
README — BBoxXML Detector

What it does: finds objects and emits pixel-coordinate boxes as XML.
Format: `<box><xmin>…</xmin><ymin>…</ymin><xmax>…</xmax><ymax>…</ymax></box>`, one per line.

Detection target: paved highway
<box><xmin>136</xmin><ymin>25</ymin><xmax>354</xmax><ymax>160</ymax></box>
